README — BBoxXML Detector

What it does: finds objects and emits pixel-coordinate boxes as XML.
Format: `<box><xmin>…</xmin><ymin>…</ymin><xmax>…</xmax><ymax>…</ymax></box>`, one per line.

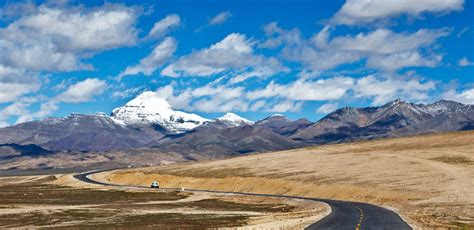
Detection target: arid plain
<box><xmin>102</xmin><ymin>130</ymin><xmax>474</xmax><ymax>229</ymax></box>
<box><xmin>0</xmin><ymin>174</ymin><xmax>327</xmax><ymax>229</ymax></box>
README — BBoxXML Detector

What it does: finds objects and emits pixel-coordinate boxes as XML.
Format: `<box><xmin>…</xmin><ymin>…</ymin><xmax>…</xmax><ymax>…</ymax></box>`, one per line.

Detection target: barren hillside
<box><xmin>103</xmin><ymin>131</ymin><xmax>474</xmax><ymax>229</ymax></box>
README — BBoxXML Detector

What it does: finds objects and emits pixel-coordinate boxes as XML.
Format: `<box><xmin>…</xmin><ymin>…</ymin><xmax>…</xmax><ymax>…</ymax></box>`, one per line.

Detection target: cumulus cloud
<box><xmin>247</xmin><ymin>77</ymin><xmax>354</xmax><ymax>101</ymax></box>
<box><xmin>0</xmin><ymin>96</ymin><xmax>59</xmax><ymax>127</ymax></box>
<box><xmin>15</xmin><ymin>101</ymin><xmax>58</xmax><ymax>125</ymax></box>
<box><xmin>155</xmin><ymin>83</ymin><xmax>247</xmax><ymax>113</ymax></box>
<box><xmin>316</xmin><ymin>103</ymin><xmax>338</xmax><ymax>114</ymax></box>
<box><xmin>8</xmin><ymin>78</ymin><xmax>109</xmax><ymax>125</ymax></box>
<box><xmin>156</xmin><ymin>77</ymin><xmax>353</xmax><ymax>113</ymax></box>
<box><xmin>0</xmin><ymin>65</ymin><xmax>40</xmax><ymax>103</ymax></box>
<box><xmin>0</xmin><ymin>1</ymin><xmax>36</xmax><ymax>21</ymax></box>
<box><xmin>442</xmin><ymin>88</ymin><xmax>474</xmax><ymax>104</ymax></box>
<box><xmin>151</xmin><ymin>70</ymin><xmax>442</xmax><ymax>114</ymax></box>
<box><xmin>331</xmin><ymin>0</ymin><xmax>464</xmax><ymax>25</ymax></box>
<box><xmin>0</xmin><ymin>3</ymin><xmax>139</xmax><ymax>72</ymax></box>
<box><xmin>111</xmin><ymin>87</ymin><xmax>144</xmax><ymax>99</ymax></box>
<box><xmin>458</xmin><ymin>57</ymin><xmax>473</xmax><ymax>67</ymax></box>
<box><xmin>264</xmin><ymin>23</ymin><xmax>448</xmax><ymax>72</ymax></box>
<box><xmin>56</xmin><ymin>78</ymin><xmax>107</xmax><ymax>103</ymax></box>
<box><xmin>161</xmin><ymin>33</ymin><xmax>287</xmax><ymax>78</ymax></box>
<box><xmin>283</xmin><ymin>46</ymin><xmax>361</xmax><ymax>71</ymax></box>
<box><xmin>0</xmin><ymin>82</ymin><xmax>39</xmax><ymax>104</ymax></box>
<box><xmin>366</xmin><ymin>52</ymin><xmax>442</xmax><ymax>71</ymax></box>
<box><xmin>327</xmin><ymin>28</ymin><xmax>449</xmax><ymax>54</ymax></box>
<box><xmin>268</xmin><ymin>100</ymin><xmax>303</xmax><ymax>112</ymax></box>
<box><xmin>120</xmin><ymin>37</ymin><xmax>177</xmax><ymax>77</ymax></box>
<box><xmin>155</xmin><ymin>83</ymin><xmax>307</xmax><ymax>113</ymax></box>
<box><xmin>259</xmin><ymin>22</ymin><xmax>302</xmax><ymax>49</ymax></box>
<box><xmin>353</xmin><ymin>74</ymin><xmax>436</xmax><ymax>105</ymax></box>
<box><xmin>209</xmin><ymin>11</ymin><xmax>232</xmax><ymax>25</ymax></box>
<box><xmin>146</xmin><ymin>14</ymin><xmax>180</xmax><ymax>40</ymax></box>
<box><xmin>0</xmin><ymin>101</ymin><xmax>31</xmax><ymax>127</ymax></box>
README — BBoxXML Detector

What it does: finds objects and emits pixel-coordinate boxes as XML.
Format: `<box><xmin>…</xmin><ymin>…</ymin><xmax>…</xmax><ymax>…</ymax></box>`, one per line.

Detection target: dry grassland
<box><xmin>0</xmin><ymin>175</ymin><xmax>327</xmax><ymax>229</ymax></box>
<box><xmin>103</xmin><ymin>131</ymin><xmax>474</xmax><ymax>229</ymax></box>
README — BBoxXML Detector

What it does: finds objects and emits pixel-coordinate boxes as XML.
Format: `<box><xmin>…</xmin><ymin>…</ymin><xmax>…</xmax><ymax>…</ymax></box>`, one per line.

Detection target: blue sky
<box><xmin>0</xmin><ymin>0</ymin><xmax>473</xmax><ymax>126</ymax></box>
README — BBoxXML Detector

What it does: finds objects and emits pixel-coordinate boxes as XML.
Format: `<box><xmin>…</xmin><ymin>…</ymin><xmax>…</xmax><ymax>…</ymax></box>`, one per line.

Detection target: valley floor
<box><xmin>102</xmin><ymin>130</ymin><xmax>474</xmax><ymax>229</ymax></box>
<box><xmin>0</xmin><ymin>174</ymin><xmax>327</xmax><ymax>229</ymax></box>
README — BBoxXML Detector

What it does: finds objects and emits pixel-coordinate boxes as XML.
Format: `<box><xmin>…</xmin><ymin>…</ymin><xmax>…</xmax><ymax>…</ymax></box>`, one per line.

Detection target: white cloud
<box><xmin>268</xmin><ymin>100</ymin><xmax>303</xmax><ymax>112</ymax></box>
<box><xmin>259</xmin><ymin>22</ymin><xmax>302</xmax><ymax>48</ymax></box>
<box><xmin>353</xmin><ymin>74</ymin><xmax>436</xmax><ymax>105</ymax></box>
<box><xmin>316</xmin><ymin>103</ymin><xmax>338</xmax><ymax>114</ymax></box>
<box><xmin>155</xmin><ymin>82</ymin><xmax>308</xmax><ymax>113</ymax></box>
<box><xmin>442</xmin><ymin>88</ymin><xmax>474</xmax><ymax>104</ymax></box>
<box><xmin>247</xmin><ymin>77</ymin><xmax>354</xmax><ymax>101</ymax></box>
<box><xmin>0</xmin><ymin>65</ymin><xmax>40</xmax><ymax>103</ymax></box>
<box><xmin>155</xmin><ymin>83</ymin><xmax>247</xmax><ymax>113</ymax></box>
<box><xmin>331</xmin><ymin>0</ymin><xmax>464</xmax><ymax>25</ymax></box>
<box><xmin>249</xmin><ymin>100</ymin><xmax>266</xmax><ymax>111</ymax></box>
<box><xmin>366</xmin><ymin>52</ymin><xmax>442</xmax><ymax>71</ymax></box>
<box><xmin>458</xmin><ymin>57</ymin><xmax>473</xmax><ymax>67</ymax></box>
<box><xmin>0</xmin><ymin>121</ymin><xmax>9</xmax><ymax>128</ymax></box>
<box><xmin>264</xmin><ymin>23</ymin><xmax>447</xmax><ymax>72</ymax></box>
<box><xmin>0</xmin><ymin>1</ymin><xmax>36</xmax><ymax>21</ymax></box>
<box><xmin>0</xmin><ymin>3</ymin><xmax>139</xmax><ymax>72</ymax></box>
<box><xmin>0</xmin><ymin>83</ymin><xmax>39</xmax><ymax>103</ymax></box>
<box><xmin>15</xmin><ymin>101</ymin><xmax>58</xmax><ymax>125</ymax></box>
<box><xmin>7</xmin><ymin>77</ymin><xmax>109</xmax><ymax>125</ymax></box>
<box><xmin>156</xmin><ymin>84</ymin><xmax>193</xmax><ymax>109</ymax></box>
<box><xmin>283</xmin><ymin>46</ymin><xmax>361</xmax><ymax>71</ymax></box>
<box><xmin>327</xmin><ymin>28</ymin><xmax>449</xmax><ymax>54</ymax></box>
<box><xmin>209</xmin><ymin>11</ymin><xmax>232</xmax><ymax>25</ymax></box>
<box><xmin>0</xmin><ymin>101</ymin><xmax>31</xmax><ymax>127</ymax></box>
<box><xmin>194</xmin><ymin>97</ymin><xmax>248</xmax><ymax>113</ymax></box>
<box><xmin>146</xmin><ymin>14</ymin><xmax>180</xmax><ymax>40</ymax></box>
<box><xmin>120</xmin><ymin>37</ymin><xmax>177</xmax><ymax>77</ymax></box>
<box><xmin>0</xmin><ymin>96</ymin><xmax>47</xmax><ymax>126</ymax></box>
<box><xmin>56</xmin><ymin>78</ymin><xmax>107</xmax><ymax>103</ymax></box>
<box><xmin>161</xmin><ymin>33</ymin><xmax>287</xmax><ymax>79</ymax></box>
<box><xmin>151</xmin><ymin>71</ymin><xmax>442</xmax><ymax>114</ymax></box>
<box><xmin>111</xmin><ymin>87</ymin><xmax>144</xmax><ymax>99</ymax></box>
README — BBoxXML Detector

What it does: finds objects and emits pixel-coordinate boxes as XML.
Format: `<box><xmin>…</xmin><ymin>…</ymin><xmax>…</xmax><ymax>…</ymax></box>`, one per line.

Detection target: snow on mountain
<box><xmin>111</xmin><ymin>91</ymin><xmax>209</xmax><ymax>133</ymax></box>
<box><xmin>418</xmin><ymin>100</ymin><xmax>471</xmax><ymax>114</ymax></box>
<box><xmin>215</xmin><ymin>113</ymin><xmax>254</xmax><ymax>127</ymax></box>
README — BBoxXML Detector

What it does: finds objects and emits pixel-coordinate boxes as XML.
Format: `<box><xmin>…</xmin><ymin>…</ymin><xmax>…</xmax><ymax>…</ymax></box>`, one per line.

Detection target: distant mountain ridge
<box><xmin>0</xmin><ymin>93</ymin><xmax>472</xmax><ymax>160</ymax></box>
<box><xmin>291</xmin><ymin>99</ymin><xmax>474</xmax><ymax>144</ymax></box>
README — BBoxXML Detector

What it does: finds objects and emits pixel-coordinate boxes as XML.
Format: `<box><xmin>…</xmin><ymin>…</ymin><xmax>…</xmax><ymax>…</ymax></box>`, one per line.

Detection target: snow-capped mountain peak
<box><xmin>123</xmin><ymin>91</ymin><xmax>172</xmax><ymax>113</ymax></box>
<box><xmin>111</xmin><ymin>91</ymin><xmax>209</xmax><ymax>133</ymax></box>
<box><xmin>216</xmin><ymin>112</ymin><xmax>253</xmax><ymax>127</ymax></box>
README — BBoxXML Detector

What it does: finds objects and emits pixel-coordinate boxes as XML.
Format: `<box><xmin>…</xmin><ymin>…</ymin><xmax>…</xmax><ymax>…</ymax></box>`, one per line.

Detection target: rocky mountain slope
<box><xmin>0</xmin><ymin>92</ymin><xmax>473</xmax><ymax>167</ymax></box>
<box><xmin>0</xmin><ymin>113</ymin><xmax>164</xmax><ymax>152</ymax></box>
<box><xmin>291</xmin><ymin>99</ymin><xmax>474</xmax><ymax>144</ymax></box>
<box><xmin>0</xmin><ymin>143</ymin><xmax>52</xmax><ymax>158</ymax></box>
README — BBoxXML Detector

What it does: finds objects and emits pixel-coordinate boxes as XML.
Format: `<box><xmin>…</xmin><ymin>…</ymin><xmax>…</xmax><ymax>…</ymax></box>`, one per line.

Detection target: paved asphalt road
<box><xmin>74</xmin><ymin>170</ymin><xmax>412</xmax><ymax>230</ymax></box>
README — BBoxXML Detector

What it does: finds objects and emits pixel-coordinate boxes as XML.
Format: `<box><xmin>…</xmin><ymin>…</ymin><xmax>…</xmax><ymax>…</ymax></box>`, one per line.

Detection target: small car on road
<box><xmin>150</xmin><ymin>181</ymin><xmax>159</xmax><ymax>188</ymax></box>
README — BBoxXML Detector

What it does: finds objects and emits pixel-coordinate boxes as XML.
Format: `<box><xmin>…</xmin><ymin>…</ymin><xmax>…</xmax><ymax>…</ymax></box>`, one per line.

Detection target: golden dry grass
<box><xmin>104</xmin><ymin>130</ymin><xmax>474</xmax><ymax>229</ymax></box>
<box><xmin>0</xmin><ymin>176</ymin><xmax>327</xmax><ymax>229</ymax></box>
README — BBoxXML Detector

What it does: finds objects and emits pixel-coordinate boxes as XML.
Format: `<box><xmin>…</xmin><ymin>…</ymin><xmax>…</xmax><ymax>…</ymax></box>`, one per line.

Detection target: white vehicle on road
<box><xmin>150</xmin><ymin>181</ymin><xmax>159</xmax><ymax>188</ymax></box>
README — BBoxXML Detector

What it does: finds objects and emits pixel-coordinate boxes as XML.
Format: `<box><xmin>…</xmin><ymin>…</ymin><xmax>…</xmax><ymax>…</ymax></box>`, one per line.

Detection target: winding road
<box><xmin>74</xmin><ymin>170</ymin><xmax>412</xmax><ymax>230</ymax></box>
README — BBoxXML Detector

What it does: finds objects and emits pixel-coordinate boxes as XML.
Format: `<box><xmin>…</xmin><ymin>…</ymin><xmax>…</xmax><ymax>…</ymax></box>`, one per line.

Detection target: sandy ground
<box><xmin>104</xmin><ymin>130</ymin><xmax>474</xmax><ymax>229</ymax></box>
<box><xmin>0</xmin><ymin>174</ymin><xmax>328</xmax><ymax>229</ymax></box>
<box><xmin>82</xmin><ymin>173</ymin><xmax>330</xmax><ymax>229</ymax></box>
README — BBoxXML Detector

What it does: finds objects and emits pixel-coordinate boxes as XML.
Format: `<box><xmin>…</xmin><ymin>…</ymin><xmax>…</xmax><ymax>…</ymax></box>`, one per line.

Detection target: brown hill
<box><xmin>103</xmin><ymin>130</ymin><xmax>474</xmax><ymax>229</ymax></box>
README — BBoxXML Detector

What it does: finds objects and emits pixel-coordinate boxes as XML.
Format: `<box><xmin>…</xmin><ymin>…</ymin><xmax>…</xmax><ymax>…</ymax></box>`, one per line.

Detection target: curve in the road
<box><xmin>73</xmin><ymin>170</ymin><xmax>412</xmax><ymax>230</ymax></box>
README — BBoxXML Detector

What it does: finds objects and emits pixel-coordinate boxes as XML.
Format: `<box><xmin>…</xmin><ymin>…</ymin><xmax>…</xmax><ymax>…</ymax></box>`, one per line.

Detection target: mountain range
<box><xmin>0</xmin><ymin>91</ymin><xmax>473</xmax><ymax>170</ymax></box>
